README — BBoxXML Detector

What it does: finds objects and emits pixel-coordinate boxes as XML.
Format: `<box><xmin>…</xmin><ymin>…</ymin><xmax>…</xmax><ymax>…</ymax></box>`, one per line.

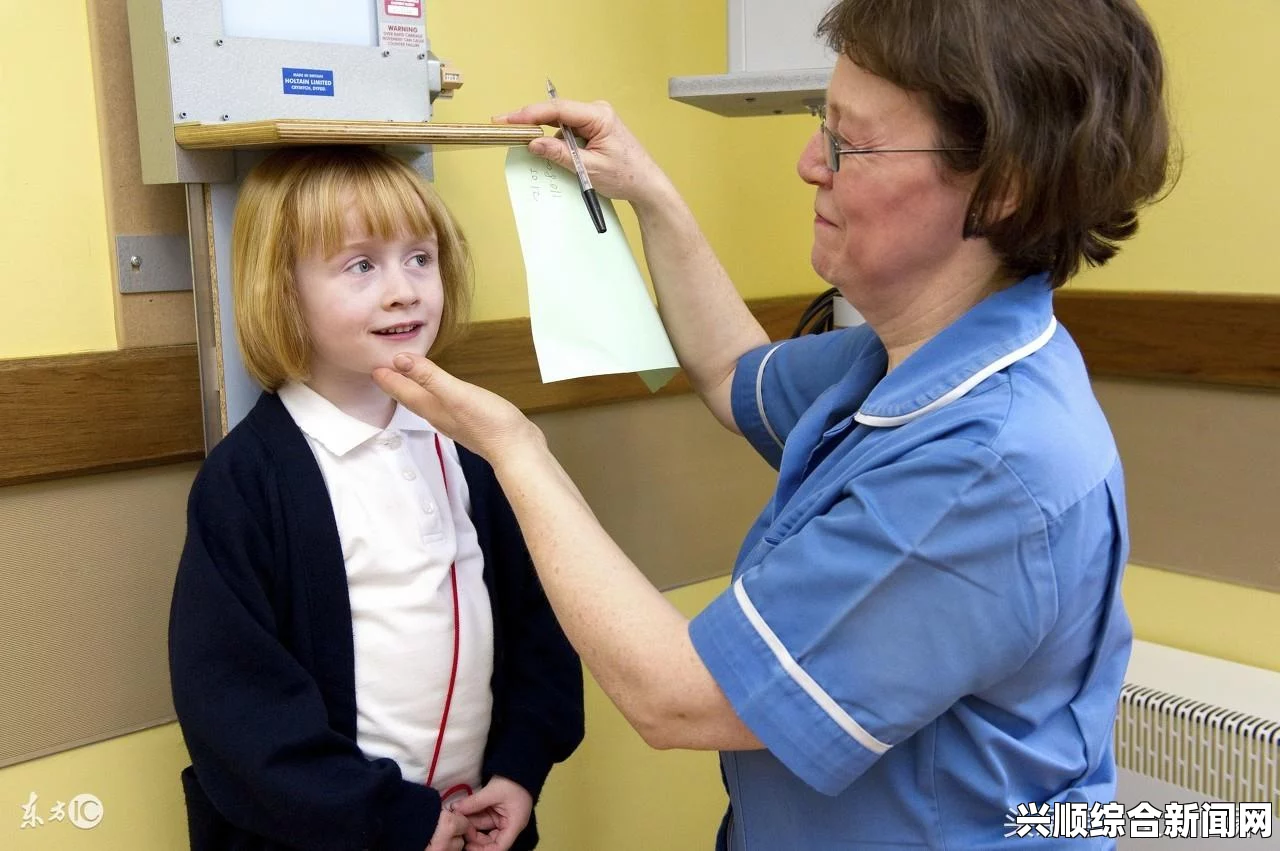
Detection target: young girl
<box><xmin>170</xmin><ymin>146</ymin><xmax>583</xmax><ymax>851</ymax></box>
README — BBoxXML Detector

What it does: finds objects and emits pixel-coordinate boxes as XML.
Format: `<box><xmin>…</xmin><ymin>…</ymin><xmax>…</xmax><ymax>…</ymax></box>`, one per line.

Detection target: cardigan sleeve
<box><xmin>471</xmin><ymin>456</ymin><xmax>585</xmax><ymax>801</ymax></box>
<box><xmin>169</xmin><ymin>440</ymin><xmax>442</xmax><ymax>851</ymax></box>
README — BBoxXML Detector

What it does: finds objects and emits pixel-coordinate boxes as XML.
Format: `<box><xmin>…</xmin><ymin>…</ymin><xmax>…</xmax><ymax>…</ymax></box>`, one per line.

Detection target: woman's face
<box><xmin>798</xmin><ymin>56</ymin><xmax>979</xmax><ymax>298</ymax></box>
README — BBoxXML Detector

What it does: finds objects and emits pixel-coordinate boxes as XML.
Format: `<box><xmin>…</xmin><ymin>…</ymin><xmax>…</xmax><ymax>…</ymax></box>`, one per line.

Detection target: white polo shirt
<box><xmin>278</xmin><ymin>382</ymin><xmax>494</xmax><ymax>796</ymax></box>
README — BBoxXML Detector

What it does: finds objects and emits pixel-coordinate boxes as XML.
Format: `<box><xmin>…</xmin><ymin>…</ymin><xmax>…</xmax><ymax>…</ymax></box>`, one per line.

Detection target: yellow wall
<box><xmin>11</xmin><ymin>0</ymin><xmax>1275</xmax><ymax>351</ymax></box>
<box><xmin>3</xmin><ymin>0</ymin><xmax>1279</xmax><ymax>848</ymax></box>
<box><xmin>1074</xmin><ymin>0</ymin><xmax>1280</xmax><ymax>295</ymax></box>
<box><xmin>1076</xmin><ymin>0</ymin><xmax>1280</xmax><ymax>677</ymax></box>
<box><xmin>1124</xmin><ymin>567</ymin><xmax>1280</xmax><ymax>672</ymax></box>
<box><xmin>2</xmin><ymin>2</ymin><xmax>746</xmax><ymax>847</ymax></box>
<box><xmin>535</xmin><ymin>580</ymin><xmax>730</xmax><ymax>849</ymax></box>
<box><xmin>0</xmin><ymin>726</ymin><xmax>188</xmax><ymax>849</ymax></box>
<box><xmin>0</xmin><ymin>0</ymin><xmax>116</xmax><ymax>357</ymax></box>
<box><xmin>428</xmin><ymin>2</ymin><xmax>822</xmax><ymax>321</ymax></box>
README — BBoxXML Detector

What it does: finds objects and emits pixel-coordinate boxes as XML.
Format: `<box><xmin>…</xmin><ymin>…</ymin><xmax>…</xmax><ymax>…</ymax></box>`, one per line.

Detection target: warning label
<box><xmin>380</xmin><ymin>22</ymin><xmax>425</xmax><ymax>49</ymax></box>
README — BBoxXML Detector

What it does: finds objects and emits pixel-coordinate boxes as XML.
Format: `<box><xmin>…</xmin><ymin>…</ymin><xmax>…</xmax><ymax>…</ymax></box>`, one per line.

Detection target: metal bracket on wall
<box><xmin>387</xmin><ymin>145</ymin><xmax>434</xmax><ymax>183</ymax></box>
<box><xmin>115</xmin><ymin>233</ymin><xmax>194</xmax><ymax>293</ymax></box>
<box><xmin>668</xmin><ymin>68</ymin><xmax>829</xmax><ymax>117</ymax></box>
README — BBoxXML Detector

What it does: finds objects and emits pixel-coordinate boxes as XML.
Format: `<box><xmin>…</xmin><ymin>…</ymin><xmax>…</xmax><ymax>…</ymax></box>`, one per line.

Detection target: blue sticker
<box><xmin>282</xmin><ymin>67</ymin><xmax>334</xmax><ymax>97</ymax></box>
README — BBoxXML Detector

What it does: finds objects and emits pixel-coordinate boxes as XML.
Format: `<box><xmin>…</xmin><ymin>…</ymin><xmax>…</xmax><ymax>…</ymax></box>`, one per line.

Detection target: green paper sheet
<box><xmin>504</xmin><ymin>146</ymin><xmax>679</xmax><ymax>391</ymax></box>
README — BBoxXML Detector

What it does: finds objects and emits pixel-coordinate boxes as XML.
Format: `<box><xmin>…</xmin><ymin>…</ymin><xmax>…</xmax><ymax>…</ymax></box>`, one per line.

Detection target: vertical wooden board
<box><xmin>88</xmin><ymin>0</ymin><xmax>194</xmax><ymax>348</ymax></box>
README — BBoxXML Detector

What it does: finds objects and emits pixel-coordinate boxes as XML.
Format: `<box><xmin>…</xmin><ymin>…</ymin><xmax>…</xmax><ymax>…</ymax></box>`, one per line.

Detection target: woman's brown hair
<box><xmin>818</xmin><ymin>0</ymin><xmax>1178</xmax><ymax>286</ymax></box>
<box><xmin>232</xmin><ymin>146</ymin><xmax>473</xmax><ymax>390</ymax></box>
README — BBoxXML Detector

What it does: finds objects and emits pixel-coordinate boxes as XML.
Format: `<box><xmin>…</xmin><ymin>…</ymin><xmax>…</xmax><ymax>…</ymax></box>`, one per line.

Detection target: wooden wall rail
<box><xmin>2</xmin><ymin>291</ymin><xmax>1277</xmax><ymax>486</ymax></box>
<box><xmin>1053</xmin><ymin>290</ymin><xmax>1280</xmax><ymax>388</ymax></box>
<box><xmin>0</xmin><ymin>346</ymin><xmax>204</xmax><ymax>487</ymax></box>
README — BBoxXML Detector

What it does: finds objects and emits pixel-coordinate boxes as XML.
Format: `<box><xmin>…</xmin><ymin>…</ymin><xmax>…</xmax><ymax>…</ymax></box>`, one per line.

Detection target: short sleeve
<box><xmin>730</xmin><ymin>326</ymin><xmax>883</xmax><ymax>468</ymax></box>
<box><xmin>689</xmin><ymin>440</ymin><xmax>1058</xmax><ymax>796</ymax></box>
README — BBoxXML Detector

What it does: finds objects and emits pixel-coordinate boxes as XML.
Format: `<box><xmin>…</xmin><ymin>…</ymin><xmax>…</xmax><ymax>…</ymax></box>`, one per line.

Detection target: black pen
<box><xmin>546</xmin><ymin>78</ymin><xmax>606</xmax><ymax>234</ymax></box>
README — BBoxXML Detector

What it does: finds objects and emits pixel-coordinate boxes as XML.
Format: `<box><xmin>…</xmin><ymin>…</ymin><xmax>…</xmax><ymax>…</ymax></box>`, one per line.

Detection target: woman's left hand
<box><xmin>373</xmin><ymin>354</ymin><xmax>544</xmax><ymax>464</ymax></box>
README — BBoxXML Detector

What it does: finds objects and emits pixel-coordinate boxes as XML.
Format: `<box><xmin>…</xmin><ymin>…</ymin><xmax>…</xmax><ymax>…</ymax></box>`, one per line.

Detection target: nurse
<box><xmin>376</xmin><ymin>0</ymin><xmax>1176</xmax><ymax>846</ymax></box>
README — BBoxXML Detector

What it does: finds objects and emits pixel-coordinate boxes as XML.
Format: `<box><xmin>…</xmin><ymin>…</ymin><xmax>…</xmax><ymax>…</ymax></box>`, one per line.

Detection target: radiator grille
<box><xmin>1115</xmin><ymin>682</ymin><xmax>1280</xmax><ymax>807</ymax></box>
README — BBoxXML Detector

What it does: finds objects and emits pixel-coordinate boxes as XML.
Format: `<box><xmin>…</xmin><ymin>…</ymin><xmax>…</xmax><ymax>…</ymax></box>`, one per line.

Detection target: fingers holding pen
<box><xmin>496</xmin><ymin>99</ymin><xmax>667</xmax><ymax>204</ymax></box>
<box><xmin>527</xmin><ymin>134</ymin><xmax>575</xmax><ymax>172</ymax></box>
<box><xmin>495</xmin><ymin>98</ymin><xmax>614</xmax><ymax>137</ymax></box>
<box><xmin>500</xmin><ymin>99</ymin><xmax>617</xmax><ymax>169</ymax></box>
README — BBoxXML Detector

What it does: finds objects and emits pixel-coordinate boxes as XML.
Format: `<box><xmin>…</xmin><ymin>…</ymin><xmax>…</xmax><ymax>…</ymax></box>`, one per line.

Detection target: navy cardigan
<box><xmin>170</xmin><ymin>392</ymin><xmax>583</xmax><ymax>851</ymax></box>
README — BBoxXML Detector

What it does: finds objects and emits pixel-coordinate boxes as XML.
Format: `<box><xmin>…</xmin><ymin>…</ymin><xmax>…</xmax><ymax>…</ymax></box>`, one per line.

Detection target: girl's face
<box><xmin>293</xmin><ymin>206</ymin><xmax>445</xmax><ymax>394</ymax></box>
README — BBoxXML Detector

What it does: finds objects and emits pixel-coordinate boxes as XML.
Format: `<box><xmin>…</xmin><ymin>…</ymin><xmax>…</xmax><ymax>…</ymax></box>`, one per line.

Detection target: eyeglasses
<box><xmin>815</xmin><ymin>106</ymin><xmax>977</xmax><ymax>172</ymax></box>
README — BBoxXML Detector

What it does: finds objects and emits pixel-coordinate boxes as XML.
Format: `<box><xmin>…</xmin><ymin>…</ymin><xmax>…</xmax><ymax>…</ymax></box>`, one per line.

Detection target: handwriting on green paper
<box><xmin>504</xmin><ymin>146</ymin><xmax>678</xmax><ymax>389</ymax></box>
<box><xmin>527</xmin><ymin>158</ymin><xmax>565</xmax><ymax>203</ymax></box>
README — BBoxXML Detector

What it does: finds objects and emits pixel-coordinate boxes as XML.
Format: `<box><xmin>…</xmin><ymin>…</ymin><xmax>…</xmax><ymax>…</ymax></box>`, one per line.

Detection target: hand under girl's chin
<box><xmin>371</xmin><ymin>334</ymin><xmax>434</xmax><ymax>363</ymax></box>
<box><xmin>372</xmin><ymin>348</ymin><xmax>426</xmax><ymax>375</ymax></box>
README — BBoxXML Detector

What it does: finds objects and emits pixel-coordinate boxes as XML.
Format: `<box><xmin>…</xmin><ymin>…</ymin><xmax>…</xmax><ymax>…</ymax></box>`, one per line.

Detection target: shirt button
<box><xmin>423</xmin><ymin>502</ymin><xmax>436</xmax><ymax>514</ymax></box>
<box><xmin>387</xmin><ymin>436</ymin><xmax>403</xmax><ymax>450</ymax></box>
<box><xmin>402</xmin><ymin>469</ymin><xmax>416</xmax><ymax>481</ymax></box>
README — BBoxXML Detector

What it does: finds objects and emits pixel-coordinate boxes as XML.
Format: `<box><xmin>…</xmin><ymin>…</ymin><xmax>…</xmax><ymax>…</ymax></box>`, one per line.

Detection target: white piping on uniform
<box><xmin>733</xmin><ymin>577</ymin><xmax>891</xmax><ymax>755</ymax></box>
<box><xmin>756</xmin><ymin>343</ymin><xmax>787</xmax><ymax>451</ymax></box>
<box><xmin>855</xmin><ymin>317</ymin><xmax>1058</xmax><ymax>428</ymax></box>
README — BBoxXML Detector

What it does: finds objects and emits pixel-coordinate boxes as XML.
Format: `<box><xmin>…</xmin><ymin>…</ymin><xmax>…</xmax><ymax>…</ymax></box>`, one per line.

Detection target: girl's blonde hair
<box><xmin>232</xmin><ymin>146</ymin><xmax>473</xmax><ymax>390</ymax></box>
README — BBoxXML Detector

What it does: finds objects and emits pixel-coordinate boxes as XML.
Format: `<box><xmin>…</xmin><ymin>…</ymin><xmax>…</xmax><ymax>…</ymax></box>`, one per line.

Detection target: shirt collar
<box><xmin>276</xmin><ymin>381</ymin><xmax>435</xmax><ymax>456</ymax></box>
<box><xmin>855</xmin><ymin>272</ymin><xmax>1058</xmax><ymax>428</ymax></box>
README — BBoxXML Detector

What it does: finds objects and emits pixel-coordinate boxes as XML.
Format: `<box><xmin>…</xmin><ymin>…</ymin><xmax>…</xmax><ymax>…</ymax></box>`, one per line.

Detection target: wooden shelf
<box><xmin>175</xmin><ymin>119</ymin><xmax>543</xmax><ymax>150</ymax></box>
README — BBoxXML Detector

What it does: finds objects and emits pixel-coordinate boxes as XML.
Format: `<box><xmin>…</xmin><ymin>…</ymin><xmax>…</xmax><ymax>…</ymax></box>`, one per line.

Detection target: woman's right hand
<box><xmin>374</xmin><ymin>354</ymin><xmax>544</xmax><ymax>470</ymax></box>
<box><xmin>496</xmin><ymin>99</ymin><xmax>671</xmax><ymax>207</ymax></box>
<box><xmin>424</xmin><ymin>808</ymin><xmax>469</xmax><ymax>851</ymax></box>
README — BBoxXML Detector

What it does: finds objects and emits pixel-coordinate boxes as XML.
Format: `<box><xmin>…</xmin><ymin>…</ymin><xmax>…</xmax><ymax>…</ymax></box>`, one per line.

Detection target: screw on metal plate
<box><xmin>178</xmin><ymin>111</ymin><xmax>188</xmax><ymax>120</ymax></box>
<box><xmin>215</xmin><ymin>38</ymin><xmax>224</xmax><ymax>46</ymax></box>
<box><xmin>172</xmin><ymin>35</ymin><xmax>181</xmax><ymax>43</ymax></box>
<box><xmin>382</xmin><ymin>50</ymin><xmax>391</xmax><ymax>58</ymax></box>
<box><xmin>221</xmin><ymin>114</ymin><xmax>230</xmax><ymax>121</ymax></box>
<box><xmin>417</xmin><ymin>53</ymin><xmax>425</xmax><ymax>60</ymax></box>
<box><xmin>116</xmin><ymin>234</ymin><xmax>194</xmax><ymax>295</ymax></box>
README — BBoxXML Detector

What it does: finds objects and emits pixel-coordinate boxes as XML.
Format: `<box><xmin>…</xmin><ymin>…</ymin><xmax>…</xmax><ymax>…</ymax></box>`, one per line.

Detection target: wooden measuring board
<box><xmin>175</xmin><ymin>119</ymin><xmax>543</xmax><ymax>149</ymax></box>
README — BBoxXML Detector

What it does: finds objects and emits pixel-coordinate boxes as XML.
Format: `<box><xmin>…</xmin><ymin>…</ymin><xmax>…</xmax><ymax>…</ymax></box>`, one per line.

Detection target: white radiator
<box><xmin>1113</xmin><ymin>640</ymin><xmax>1280</xmax><ymax>848</ymax></box>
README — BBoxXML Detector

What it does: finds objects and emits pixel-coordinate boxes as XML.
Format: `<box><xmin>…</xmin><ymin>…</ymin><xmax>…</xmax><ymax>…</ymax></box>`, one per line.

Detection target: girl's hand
<box><xmin>452</xmin><ymin>776</ymin><xmax>533</xmax><ymax>851</ymax></box>
<box><xmin>373</xmin><ymin>354</ymin><xmax>544</xmax><ymax>465</ymax></box>
<box><xmin>496</xmin><ymin>99</ymin><xmax>671</xmax><ymax>207</ymax></box>
<box><xmin>424</xmin><ymin>808</ymin><xmax>469</xmax><ymax>851</ymax></box>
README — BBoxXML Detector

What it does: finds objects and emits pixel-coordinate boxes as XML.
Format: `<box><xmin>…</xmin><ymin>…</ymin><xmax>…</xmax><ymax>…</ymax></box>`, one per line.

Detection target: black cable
<box><xmin>791</xmin><ymin>287</ymin><xmax>838</xmax><ymax>338</ymax></box>
<box><xmin>791</xmin><ymin>288</ymin><xmax>833</xmax><ymax>336</ymax></box>
<box><xmin>800</xmin><ymin>301</ymin><xmax>833</xmax><ymax>336</ymax></box>
<box><xmin>813</xmin><ymin>302</ymin><xmax>834</xmax><ymax>334</ymax></box>
<box><xmin>800</xmin><ymin>287</ymin><xmax>837</xmax><ymax>327</ymax></box>
<box><xmin>793</xmin><ymin>302</ymin><xmax>827</xmax><ymax>337</ymax></box>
